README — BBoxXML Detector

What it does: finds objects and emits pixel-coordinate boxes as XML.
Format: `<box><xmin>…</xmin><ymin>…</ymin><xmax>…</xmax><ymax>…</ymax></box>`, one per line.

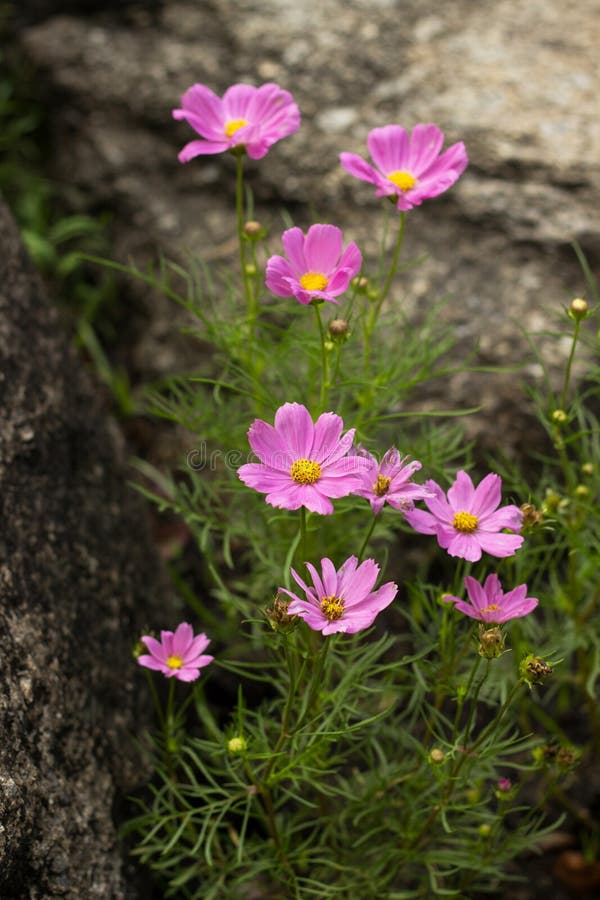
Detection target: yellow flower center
<box><xmin>166</xmin><ymin>654</ymin><xmax>183</xmax><ymax>670</ymax></box>
<box><xmin>225</xmin><ymin>118</ymin><xmax>249</xmax><ymax>138</ymax></box>
<box><xmin>320</xmin><ymin>594</ymin><xmax>345</xmax><ymax>621</ymax></box>
<box><xmin>481</xmin><ymin>604</ymin><xmax>501</xmax><ymax>614</ymax></box>
<box><xmin>299</xmin><ymin>271</ymin><xmax>329</xmax><ymax>292</ymax></box>
<box><xmin>387</xmin><ymin>170</ymin><xmax>418</xmax><ymax>192</ymax></box>
<box><xmin>453</xmin><ymin>511</ymin><xmax>479</xmax><ymax>533</ymax></box>
<box><xmin>290</xmin><ymin>458</ymin><xmax>322</xmax><ymax>485</ymax></box>
<box><xmin>373</xmin><ymin>474</ymin><xmax>392</xmax><ymax>497</ymax></box>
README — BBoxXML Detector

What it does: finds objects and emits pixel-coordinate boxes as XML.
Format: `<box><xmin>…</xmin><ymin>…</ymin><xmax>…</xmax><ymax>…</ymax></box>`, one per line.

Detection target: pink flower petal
<box><xmin>281</xmin><ymin>227</ymin><xmax>307</xmax><ymax>274</ymax></box>
<box><xmin>311</xmin><ymin>412</ymin><xmax>345</xmax><ymax>462</ymax></box>
<box><xmin>265</xmin><ymin>256</ymin><xmax>298</xmax><ymax>297</ymax></box>
<box><xmin>175</xmin><ymin>84</ymin><xmax>224</xmax><ymax>138</ymax></box>
<box><xmin>177</xmin><ymin>140</ymin><xmax>229</xmax><ymax>162</ymax></box>
<box><xmin>470</xmin><ymin>473</ymin><xmax>502</xmax><ymax>516</ymax></box>
<box><xmin>273</xmin><ymin>402</ymin><xmax>314</xmax><ymax>458</ymax></box>
<box><xmin>447</xmin><ymin>470</ymin><xmax>475</xmax><ymax>511</ymax></box>
<box><xmin>446</xmin><ymin>533</ymin><xmax>482</xmax><ymax>562</ymax></box>
<box><xmin>368</xmin><ymin>125</ymin><xmax>409</xmax><ymax>173</ymax></box>
<box><xmin>303</xmin><ymin>225</ymin><xmax>343</xmax><ymax>274</ymax></box>
<box><xmin>476</xmin><ymin>532</ymin><xmax>524</xmax><ymax>557</ymax></box>
<box><xmin>404</xmin><ymin>507</ymin><xmax>439</xmax><ymax>535</ymax></box>
<box><xmin>247</xmin><ymin>419</ymin><xmax>291</xmax><ymax>469</ymax></box>
<box><xmin>407</xmin><ymin>124</ymin><xmax>445</xmax><ymax>174</ymax></box>
<box><xmin>339</xmin><ymin>152</ymin><xmax>386</xmax><ymax>187</ymax></box>
<box><xmin>172</xmin><ymin>622</ymin><xmax>194</xmax><ymax>656</ymax></box>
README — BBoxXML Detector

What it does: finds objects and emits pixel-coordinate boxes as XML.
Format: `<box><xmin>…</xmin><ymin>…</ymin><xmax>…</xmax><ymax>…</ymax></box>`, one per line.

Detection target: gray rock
<box><xmin>0</xmin><ymin>200</ymin><xmax>167</xmax><ymax>897</ymax></box>
<box><xmin>13</xmin><ymin>0</ymin><xmax>600</xmax><ymax>455</ymax></box>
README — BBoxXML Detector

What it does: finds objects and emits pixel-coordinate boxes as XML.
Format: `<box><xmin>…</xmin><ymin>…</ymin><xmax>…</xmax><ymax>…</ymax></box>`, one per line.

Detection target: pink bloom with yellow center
<box><xmin>138</xmin><ymin>623</ymin><xmax>213</xmax><ymax>682</ymax></box>
<box><xmin>403</xmin><ymin>470</ymin><xmax>523</xmax><ymax>562</ymax></box>
<box><xmin>340</xmin><ymin>124</ymin><xmax>468</xmax><ymax>211</ymax></box>
<box><xmin>443</xmin><ymin>574</ymin><xmax>539</xmax><ymax>624</ymax></box>
<box><xmin>351</xmin><ymin>446</ymin><xmax>434</xmax><ymax>515</ymax></box>
<box><xmin>266</xmin><ymin>224</ymin><xmax>362</xmax><ymax>306</ymax></box>
<box><xmin>238</xmin><ymin>402</ymin><xmax>370</xmax><ymax>515</ymax></box>
<box><xmin>279</xmin><ymin>556</ymin><xmax>398</xmax><ymax>635</ymax></box>
<box><xmin>172</xmin><ymin>82</ymin><xmax>300</xmax><ymax>162</ymax></box>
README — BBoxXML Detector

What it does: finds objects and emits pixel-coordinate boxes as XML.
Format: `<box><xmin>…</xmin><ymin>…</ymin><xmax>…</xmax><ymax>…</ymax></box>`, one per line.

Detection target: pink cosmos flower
<box><xmin>238</xmin><ymin>402</ymin><xmax>370</xmax><ymax>515</ymax></box>
<box><xmin>265</xmin><ymin>224</ymin><xmax>362</xmax><ymax>306</ymax></box>
<box><xmin>172</xmin><ymin>82</ymin><xmax>300</xmax><ymax>162</ymax></box>
<box><xmin>138</xmin><ymin>623</ymin><xmax>214</xmax><ymax>682</ymax></box>
<box><xmin>443</xmin><ymin>574</ymin><xmax>539</xmax><ymax>624</ymax></box>
<box><xmin>279</xmin><ymin>556</ymin><xmax>398</xmax><ymax>635</ymax></box>
<box><xmin>351</xmin><ymin>446</ymin><xmax>433</xmax><ymax>515</ymax></box>
<box><xmin>340</xmin><ymin>124</ymin><xmax>468</xmax><ymax>211</ymax></box>
<box><xmin>403</xmin><ymin>470</ymin><xmax>523</xmax><ymax>562</ymax></box>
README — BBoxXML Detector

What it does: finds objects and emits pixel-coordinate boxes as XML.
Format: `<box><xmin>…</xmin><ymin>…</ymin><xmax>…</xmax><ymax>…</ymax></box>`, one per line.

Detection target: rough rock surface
<box><xmin>0</xmin><ymin>200</ymin><xmax>166</xmax><ymax>898</ymax></box>
<box><xmin>12</xmin><ymin>0</ymin><xmax>600</xmax><ymax>453</ymax></box>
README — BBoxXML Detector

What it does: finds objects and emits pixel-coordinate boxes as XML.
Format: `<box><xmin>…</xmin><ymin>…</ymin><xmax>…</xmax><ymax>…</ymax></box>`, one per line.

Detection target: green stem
<box><xmin>358</xmin><ymin>515</ymin><xmax>378</xmax><ymax>562</ymax></box>
<box><xmin>559</xmin><ymin>317</ymin><xmax>581</xmax><ymax>411</ymax></box>
<box><xmin>364</xmin><ymin>211</ymin><xmax>406</xmax><ymax>363</ymax></box>
<box><xmin>235</xmin><ymin>154</ymin><xmax>256</xmax><ymax>333</ymax></box>
<box><xmin>295</xmin><ymin>638</ymin><xmax>331</xmax><ymax>731</ymax></box>
<box><xmin>314</xmin><ymin>303</ymin><xmax>329</xmax><ymax>412</ymax></box>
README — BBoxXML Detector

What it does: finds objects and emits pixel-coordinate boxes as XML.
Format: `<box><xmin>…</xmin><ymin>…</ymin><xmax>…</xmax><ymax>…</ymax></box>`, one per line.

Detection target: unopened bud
<box><xmin>497</xmin><ymin>777</ymin><xmax>512</xmax><ymax>794</ymax></box>
<box><xmin>569</xmin><ymin>298</ymin><xmax>589</xmax><ymax>320</ymax></box>
<box><xmin>551</xmin><ymin>409</ymin><xmax>568</xmax><ymax>425</ymax></box>
<box><xmin>478</xmin><ymin>624</ymin><xmax>505</xmax><ymax>659</ymax></box>
<box><xmin>351</xmin><ymin>276</ymin><xmax>368</xmax><ymax>293</ymax></box>
<box><xmin>520</xmin><ymin>653</ymin><xmax>553</xmax><ymax>686</ymax></box>
<box><xmin>574</xmin><ymin>484</ymin><xmax>590</xmax><ymax>499</ymax></box>
<box><xmin>324</xmin><ymin>339</ymin><xmax>335</xmax><ymax>352</ymax></box>
<box><xmin>227</xmin><ymin>736</ymin><xmax>248</xmax><ymax>755</ymax></box>
<box><xmin>243</xmin><ymin>220</ymin><xmax>263</xmax><ymax>239</ymax></box>
<box><xmin>542</xmin><ymin>489</ymin><xmax>561</xmax><ymax>514</ymax></box>
<box><xmin>328</xmin><ymin>318</ymin><xmax>349</xmax><ymax>338</ymax></box>
<box><xmin>478</xmin><ymin>823</ymin><xmax>492</xmax><ymax>838</ymax></box>
<box><xmin>429</xmin><ymin>748</ymin><xmax>445</xmax><ymax>764</ymax></box>
<box><xmin>244</xmin><ymin>263</ymin><xmax>257</xmax><ymax>277</ymax></box>
<box><xmin>581</xmin><ymin>463</ymin><xmax>594</xmax><ymax>476</ymax></box>
<box><xmin>132</xmin><ymin>639</ymin><xmax>146</xmax><ymax>660</ymax></box>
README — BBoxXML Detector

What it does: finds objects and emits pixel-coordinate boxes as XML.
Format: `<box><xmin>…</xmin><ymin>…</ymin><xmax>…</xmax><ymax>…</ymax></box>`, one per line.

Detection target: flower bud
<box><xmin>569</xmin><ymin>298</ymin><xmax>589</xmax><ymax>320</ymax></box>
<box><xmin>328</xmin><ymin>318</ymin><xmax>349</xmax><ymax>338</ymax></box>
<box><xmin>324</xmin><ymin>339</ymin><xmax>335</xmax><ymax>352</ymax></box>
<box><xmin>542</xmin><ymin>489</ymin><xmax>561</xmax><ymax>514</ymax></box>
<box><xmin>429</xmin><ymin>748</ymin><xmax>445</xmax><ymax>764</ymax></box>
<box><xmin>478</xmin><ymin>823</ymin><xmax>492</xmax><ymax>838</ymax></box>
<box><xmin>520</xmin><ymin>653</ymin><xmax>553</xmax><ymax>686</ymax></box>
<box><xmin>497</xmin><ymin>777</ymin><xmax>512</xmax><ymax>794</ymax></box>
<box><xmin>478</xmin><ymin>624</ymin><xmax>505</xmax><ymax>659</ymax></box>
<box><xmin>244</xmin><ymin>263</ymin><xmax>257</xmax><ymax>277</ymax></box>
<box><xmin>351</xmin><ymin>276</ymin><xmax>368</xmax><ymax>293</ymax></box>
<box><xmin>243</xmin><ymin>220</ymin><xmax>264</xmax><ymax>239</ymax></box>
<box><xmin>551</xmin><ymin>409</ymin><xmax>568</xmax><ymax>425</ymax></box>
<box><xmin>581</xmin><ymin>463</ymin><xmax>594</xmax><ymax>476</ymax></box>
<box><xmin>227</xmin><ymin>735</ymin><xmax>248</xmax><ymax>755</ymax></box>
<box><xmin>574</xmin><ymin>484</ymin><xmax>590</xmax><ymax>499</ymax></box>
<box><xmin>132</xmin><ymin>639</ymin><xmax>146</xmax><ymax>660</ymax></box>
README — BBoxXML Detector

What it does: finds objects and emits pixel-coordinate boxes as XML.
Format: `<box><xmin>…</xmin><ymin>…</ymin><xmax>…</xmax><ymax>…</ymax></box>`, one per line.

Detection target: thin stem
<box><xmin>559</xmin><ymin>317</ymin><xmax>582</xmax><ymax>411</ymax></box>
<box><xmin>358</xmin><ymin>515</ymin><xmax>378</xmax><ymax>562</ymax></box>
<box><xmin>235</xmin><ymin>153</ymin><xmax>256</xmax><ymax>333</ymax></box>
<box><xmin>314</xmin><ymin>303</ymin><xmax>329</xmax><ymax>413</ymax></box>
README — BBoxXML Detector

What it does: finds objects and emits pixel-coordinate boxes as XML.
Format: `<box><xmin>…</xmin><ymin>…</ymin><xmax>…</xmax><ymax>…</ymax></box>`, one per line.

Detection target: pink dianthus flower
<box><xmin>403</xmin><ymin>470</ymin><xmax>523</xmax><ymax>562</ymax></box>
<box><xmin>266</xmin><ymin>224</ymin><xmax>362</xmax><ymax>306</ymax></box>
<box><xmin>279</xmin><ymin>556</ymin><xmax>398</xmax><ymax>635</ymax></box>
<box><xmin>340</xmin><ymin>124</ymin><xmax>467</xmax><ymax>211</ymax></box>
<box><xmin>443</xmin><ymin>574</ymin><xmax>539</xmax><ymax>624</ymax></box>
<box><xmin>351</xmin><ymin>446</ymin><xmax>433</xmax><ymax>515</ymax></box>
<box><xmin>138</xmin><ymin>623</ymin><xmax>213</xmax><ymax>682</ymax></box>
<box><xmin>172</xmin><ymin>82</ymin><xmax>300</xmax><ymax>162</ymax></box>
<box><xmin>238</xmin><ymin>402</ymin><xmax>370</xmax><ymax>515</ymax></box>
